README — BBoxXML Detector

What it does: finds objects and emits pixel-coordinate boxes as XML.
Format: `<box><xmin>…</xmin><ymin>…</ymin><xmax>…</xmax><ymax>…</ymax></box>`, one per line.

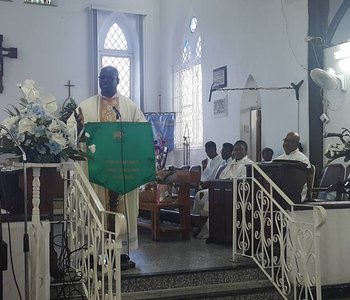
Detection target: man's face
<box><xmin>283</xmin><ymin>134</ymin><xmax>298</xmax><ymax>155</ymax></box>
<box><xmin>205</xmin><ymin>147</ymin><xmax>217</xmax><ymax>159</ymax></box>
<box><xmin>221</xmin><ymin>147</ymin><xmax>232</xmax><ymax>161</ymax></box>
<box><xmin>99</xmin><ymin>68</ymin><xmax>119</xmax><ymax>97</ymax></box>
<box><xmin>233</xmin><ymin>144</ymin><xmax>247</xmax><ymax>161</ymax></box>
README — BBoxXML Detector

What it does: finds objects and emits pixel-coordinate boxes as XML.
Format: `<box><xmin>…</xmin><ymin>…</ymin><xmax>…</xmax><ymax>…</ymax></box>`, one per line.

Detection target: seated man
<box><xmin>214</xmin><ymin>142</ymin><xmax>234</xmax><ymax>178</ymax></box>
<box><xmin>275</xmin><ymin>131</ymin><xmax>311</xmax><ymax>201</ymax></box>
<box><xmin>192</xmin><ymin>140</ymin><xmax>252</xmax><ymax>237</ymax></box>
<box><xmin>200</xmin><ymin>141</ymin><xmax>224</xmax><ymax>182</ymax></box>
<box><xmin>261</xmin><ymin>147</ymin><xmax>274</xmax><ymax>162</ymax></box>
<box><xmin>193</xmin><ymin>142</ymin><xmax>234</xmax><ymax>216</ymax></box>
<box><xmin>276</xmin><ymin>132</ymin><xmax>310</xmax><ymax>166</ymax></box>
<box><xmin>218</xmin><ymin>140</ymin><xmax>253</xmax><ymax>180</ymax></box>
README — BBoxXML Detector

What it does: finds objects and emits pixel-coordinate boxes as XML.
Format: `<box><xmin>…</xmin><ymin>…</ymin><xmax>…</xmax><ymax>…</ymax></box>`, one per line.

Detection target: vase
<box><xmin>25</xmin><ymin>153</ymin><xmax>61</xmax><ymax>163</ymax></box>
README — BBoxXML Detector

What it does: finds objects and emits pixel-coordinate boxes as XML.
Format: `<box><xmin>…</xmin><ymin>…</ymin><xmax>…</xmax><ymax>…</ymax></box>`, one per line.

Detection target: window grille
<box><xmin>174</xmin><ymin>36</ymin><xmax>202</xmax><ymax>148</ymax></box>
<box><xmin>100</xmin><ymin>21</ymin><xmax>132</xmax><ymax>98</ymax></box>
<box><xmin>102</xmin><ymin>56</ymin><xmax>130</xmax><ymax>98</ymax></box>
<box><xmin>104</xmin><ymin>23</ymin><xmax>128</xmax><ymax>50</ymax></box>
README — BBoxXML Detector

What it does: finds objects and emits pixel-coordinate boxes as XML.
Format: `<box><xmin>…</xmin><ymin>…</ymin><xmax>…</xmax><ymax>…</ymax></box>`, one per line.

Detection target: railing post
<box><xmin>313</xmin><ymin>206</ymin><xmax>327</xmax><ymax>300</ymax></box>
<box><xmin>251</xmin><ymin>170</ymin><xmax>255</xmax><ymax>258</ymax></box>
<box><xmin>232</xmin><ymin>178</ymin><xmax>237</xmax><ymax>262</ymax></box>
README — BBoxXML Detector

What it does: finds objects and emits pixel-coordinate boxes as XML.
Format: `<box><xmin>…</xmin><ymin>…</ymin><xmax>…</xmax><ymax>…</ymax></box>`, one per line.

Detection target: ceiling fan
<box><xmin>310</xmin><ymin>68</ymin><xmax>346</xmax><ymax>91</ymax></box>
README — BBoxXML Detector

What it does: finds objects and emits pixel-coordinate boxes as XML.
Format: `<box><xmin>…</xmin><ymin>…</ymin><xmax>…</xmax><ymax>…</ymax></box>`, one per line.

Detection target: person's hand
<box><xmin>74</xmin><ymin>107</ymin><xmax>85</xmax><ymax>141</ymax></box>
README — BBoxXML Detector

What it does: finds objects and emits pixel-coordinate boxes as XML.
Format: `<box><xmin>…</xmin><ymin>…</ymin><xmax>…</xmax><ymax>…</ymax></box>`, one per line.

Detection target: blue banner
<box><xmin>145</xmin><ymin>112</ymin><xmax>175</xmax><ymax>152</ymax></box>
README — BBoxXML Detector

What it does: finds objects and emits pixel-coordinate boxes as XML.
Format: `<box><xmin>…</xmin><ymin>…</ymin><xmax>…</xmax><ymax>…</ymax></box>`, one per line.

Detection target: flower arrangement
<box><xmin>324</xmin><ymin>128</ymin><xmax>350</xmax><ymax>164</ymax></box>
<box><xmin>0</xmin><ymin>79</ymin><xmax>86</xmax><ymax>163</ymax></box>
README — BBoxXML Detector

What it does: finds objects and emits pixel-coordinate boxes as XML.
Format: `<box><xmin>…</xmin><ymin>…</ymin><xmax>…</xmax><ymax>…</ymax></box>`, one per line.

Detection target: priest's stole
<box><xmin>85</xmin><ymin>122</ymin><xmax>156</xmax><ymax>194</ymax></box>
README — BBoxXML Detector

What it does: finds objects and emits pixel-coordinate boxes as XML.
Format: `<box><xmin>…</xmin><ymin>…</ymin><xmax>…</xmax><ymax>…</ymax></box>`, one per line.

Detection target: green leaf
<box><xmin>8</xmin><ymin>104</ymin><xmax>20</xmax><ymax>116</ymax></box>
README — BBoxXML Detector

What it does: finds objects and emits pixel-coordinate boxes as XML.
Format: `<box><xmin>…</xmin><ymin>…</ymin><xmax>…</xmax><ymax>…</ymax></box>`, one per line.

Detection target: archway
<box><xmin>240</xmin><ymin>75</ymin><xmax>261</xmax><ymax>162</ymax></box>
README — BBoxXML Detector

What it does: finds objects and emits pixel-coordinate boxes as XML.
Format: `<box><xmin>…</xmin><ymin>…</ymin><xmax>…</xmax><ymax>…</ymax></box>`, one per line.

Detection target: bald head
<box><xmin>282</xmin><ymin>132</ymin><xmax>300</xmax><ymax>155</ymax></box>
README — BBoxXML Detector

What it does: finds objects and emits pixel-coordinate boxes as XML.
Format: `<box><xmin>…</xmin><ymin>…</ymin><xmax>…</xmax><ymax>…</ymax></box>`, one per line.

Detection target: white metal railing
<box><xmin>61</xmin><ymin>162</ymin><xmax>126</xmax><ymax>300</ymax></box>
<box><xmin>233</xmin><ymin>163</ymin><xmax>327</xmax><ymax>300</ymax></box>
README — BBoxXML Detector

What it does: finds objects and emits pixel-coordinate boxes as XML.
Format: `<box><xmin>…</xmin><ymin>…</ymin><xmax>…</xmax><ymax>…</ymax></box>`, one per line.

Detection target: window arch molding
<box><xmin>98</xmin><ymin>12</ymin><xmax>135</xmax><ymax>55</ymax></box>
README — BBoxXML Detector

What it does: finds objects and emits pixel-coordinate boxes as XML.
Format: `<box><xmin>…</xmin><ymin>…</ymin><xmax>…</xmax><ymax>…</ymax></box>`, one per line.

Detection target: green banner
<box><xmin>85</xmin><ymin>122</ymin><xmax>156</xmax><ymax>194</ymax></box>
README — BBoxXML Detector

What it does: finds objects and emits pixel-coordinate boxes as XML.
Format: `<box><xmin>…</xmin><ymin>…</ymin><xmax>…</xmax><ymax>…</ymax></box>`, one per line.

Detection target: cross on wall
<box><xmin>0</xmin><ymin>34</ymin><xmax>18</xmax><ymax>93</ymax></box>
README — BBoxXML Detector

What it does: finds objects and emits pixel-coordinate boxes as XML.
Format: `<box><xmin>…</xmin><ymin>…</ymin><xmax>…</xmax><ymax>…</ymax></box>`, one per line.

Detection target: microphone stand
<box><xmin>0</xmin><ymin>125</ymin><xmax>28</xmax><ymax>300</ymax></box>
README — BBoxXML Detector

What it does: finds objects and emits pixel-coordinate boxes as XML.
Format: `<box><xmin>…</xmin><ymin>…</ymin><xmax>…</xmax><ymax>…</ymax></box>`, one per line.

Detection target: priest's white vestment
<box><xmin>68</xmin><ymin>94</ymin><xmax>146</xmax><ymax>252</ymax></box>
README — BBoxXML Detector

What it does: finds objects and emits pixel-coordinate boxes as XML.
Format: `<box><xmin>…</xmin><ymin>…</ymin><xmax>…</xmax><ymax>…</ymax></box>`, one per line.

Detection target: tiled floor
<box><xmin>122</xmin><ymin>227</ymin><xmax>239</xmax><ymax>276</ymax></box>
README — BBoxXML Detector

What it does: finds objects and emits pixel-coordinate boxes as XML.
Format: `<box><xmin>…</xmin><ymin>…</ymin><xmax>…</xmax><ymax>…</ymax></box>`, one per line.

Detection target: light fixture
<box><xmin>189</xmin><ymin>17</ymin><xmax>197</xmax><ymax>33</ymax></box>
<box><xmin>334</xmin><ymin>42</ymin><xmax>350</xmax><ymax>60</ymax></box>
<box><xmin>339</xmin><ymin>57</ymin><xmax>350</xmax><ymax>71</ymax></box>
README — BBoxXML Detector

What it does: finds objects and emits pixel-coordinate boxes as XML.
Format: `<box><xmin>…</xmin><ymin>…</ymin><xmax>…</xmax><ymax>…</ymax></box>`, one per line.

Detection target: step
<box><xmin>121</xmin><ymin>280</ymin><xmax>281</xmax><ymax>300</ymax></box>
<box><xmin>50</xmin><ymin>279</ymin><xmax>85</xmax><ymax>299</ymax></box>
<box><xmin>321</xmin><ymin>283</ymin><xmax>350</xmax><ymax>299</ymax></box>
<box><xmin>121</xmin><ymin>264</ymin><xmax>268</xmax><ymax>293</ymax></box>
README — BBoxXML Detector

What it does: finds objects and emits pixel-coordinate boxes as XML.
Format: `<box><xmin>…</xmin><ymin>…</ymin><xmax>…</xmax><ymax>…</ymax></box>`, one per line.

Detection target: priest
<box><xmin>67</xmin><ymin>66</ymin><xmax>146</xmax><ymax>269</ymax></box>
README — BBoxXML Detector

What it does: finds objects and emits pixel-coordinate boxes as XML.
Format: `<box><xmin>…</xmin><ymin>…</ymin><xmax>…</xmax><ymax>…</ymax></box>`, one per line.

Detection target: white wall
<box><xmin>0</xmin><ymin>0</ymin><xmax>160</xmax><ymax>119</ymax></box>
<box><xmin>318</xmin><ymin>2</ymin><xmax>350</xmax><ymax>166</ymax></box>
<box><xmin>159</xmin><ymin>0</ymin><xmax>309</xmax><ymax>166</ymax></box>
<box><xmin>323</xmin><ymin>43</ymin><xmax>350</xmax><ymax>165</ymax></box>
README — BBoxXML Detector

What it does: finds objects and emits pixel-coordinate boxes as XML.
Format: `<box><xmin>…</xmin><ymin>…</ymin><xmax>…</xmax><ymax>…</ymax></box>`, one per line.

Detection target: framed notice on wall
<box><xmin>213</xmin><ymin>66</ymin><xmax>227</xmax><ymax>88</ymax></box>
<box><xmin>213</xmin><ymin>96</ymin><xmax>228</xmax><ymax>118</ymax></box>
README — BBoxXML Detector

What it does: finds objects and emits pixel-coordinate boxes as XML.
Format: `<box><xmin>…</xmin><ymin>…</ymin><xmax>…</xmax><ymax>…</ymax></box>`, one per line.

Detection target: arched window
<box><xmin>100</xmin><ymin>21</ymin><xmax>132</xmax><ymax>98</ymax></box>
<box><xmin>174</xmin><ymin>19</ymin><xmax>203</xmax><ymax>149</ymax></box>
<box><xmin>93</xmin><ymin>10</ymin><xmax>143</xmax><ymax>108</ymax></box>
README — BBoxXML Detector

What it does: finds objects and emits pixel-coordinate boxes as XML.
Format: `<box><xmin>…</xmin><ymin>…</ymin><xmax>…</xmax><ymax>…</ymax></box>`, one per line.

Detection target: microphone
<box><xmin>323</xmin><ymin>132</ymin><xmax>343</xmax><ymax>138</ymax></box>
<box><xmin>112</xmin><ymin>106</ymin><xmax>121</xmax><ymax>120</ymax></box>
<box><xmin>208</xmin><ymin>82</ymin><xmax>216</xmax><ymax>102</ymax></box>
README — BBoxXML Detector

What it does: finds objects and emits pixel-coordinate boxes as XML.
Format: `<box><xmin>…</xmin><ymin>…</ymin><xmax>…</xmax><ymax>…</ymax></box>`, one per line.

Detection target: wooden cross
<box><xmin>0</xmin><ymin>34</ymin><xmax>18</xmax><ymax>93</ymax></box>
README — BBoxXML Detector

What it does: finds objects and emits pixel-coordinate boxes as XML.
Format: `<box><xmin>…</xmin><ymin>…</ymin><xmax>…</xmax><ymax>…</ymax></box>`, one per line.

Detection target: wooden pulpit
<box><xmin>246</xmin><ymin>160</ymin><xmax>308</xmax><ymax>205</ymax></box>
<box><xmin>207</xmin><ymin>161</ymin><xmax>308</xmax><ymax>244</ymax></box>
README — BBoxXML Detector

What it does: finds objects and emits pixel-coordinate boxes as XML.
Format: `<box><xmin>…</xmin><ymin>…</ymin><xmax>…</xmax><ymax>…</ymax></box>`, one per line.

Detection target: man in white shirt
<box><xmin>214</xmin><ymin>143</ymin><xmax>234</xmax><ymax>178</ymax></box>
<box><xmin>276</xmin><ymin>132</ymin><xmax>310</xmax><ymax>167</ymax></box>
<box><xmin>219</xmin><ymin>140</ymin><xmax>253</xmax><ymax>180</ymax></box>
<box><xmin>193</xmin><ymin>142</ymin><xmax>234</xmax><ymax>216</ymax></box>
<box><xmin>275</xmin><ymin>132</ymin><xmax>311</xmax><ymax>201</ymax></box>
<box><xmin>200</xmin><ymin>141</ymin><xmax>224</xmax><ymax>181</ymax></box>
<box><xmin>192</xmin><ymin>140</ymin><xmax>252</xmax><ymax>238</ymax></box>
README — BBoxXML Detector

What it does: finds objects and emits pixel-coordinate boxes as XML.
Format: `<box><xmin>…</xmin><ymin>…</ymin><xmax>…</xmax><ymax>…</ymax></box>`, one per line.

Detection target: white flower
<box><xmin>41</xmin><ymin>94</ymin><xmax>57</xmax><ymax>113</ymax></box>
<box><xmin>48</xmin><ymin>119</ymin><xmax>64</xmax><ymax>132</ymax></box>
<box><xmin>18</xmin><ymin>117</ymin><xmax>36</xmax><ymax>134</ymax></box>
<box><xmin>85</xmin><ymin>132</ymin><xmax>90</xmax><ymax>138</ymax></box>
<box><xmin>52</xmin><ymin>133</ymin><xmax>68</xmax><ymax>147</ymax></box>
<box><xmin>88</xmin><ymin>144</ymin><xmax>96</xmax><ymax>153</ymax></box>
<box><xmin>0</xmin><ymin>116</ymin><xmax>20</xmax><ymax>136</ymax></box>
<box><xmin>18</xmin><ymin>79</ymin><xmax>40</xmax><ymax>102</ymax></box>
